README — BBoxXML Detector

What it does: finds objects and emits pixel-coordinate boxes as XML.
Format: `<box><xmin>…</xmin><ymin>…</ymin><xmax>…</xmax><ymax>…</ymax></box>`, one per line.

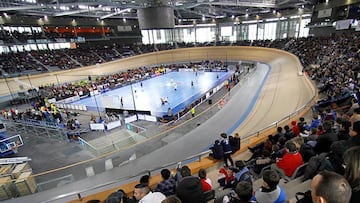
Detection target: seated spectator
<box><xmin>298</xmin><ymin>117</ymin><xmax>310</xmax><ymax>133</ymax></box>
<box><xmin>140</xmin><ymin>174</ymin><xmax>151</xmax><ymax>186</ymax></box>
<box><xmin>232</xmin><ymin>160</ymin><xmax>252</xmax><ymax>185</ymax></box>
<box><xmin>133</xmin><ymin>183</ymin><xmax>166</xmax><ymax>203</ymax></box>
<box><xmin>253</xmin><ymin>170</ymin><xmax>286</xmax><ymax>203</ymax></box>
<box><xmin>284</xmin><ymin>125</ymin><xmax>294</xmax><ymax>140</ymax></box>
<box><xmin>198</xmin><ymin>168</ymin><xmax>212</xmax><ymax>192</ymax></box>
<box><xmin>323</xmin><ymin>107</ymin><xmax>337</xmax><ymax>121</ymax></box>
<box><xmin>247</xmin><ymin>135</ymin><xmax>273</xmax><ymax>160</ymax></box>
<box><xmin>155</xmin><ymin>169</ymin><xmax>176</xmax><ymax>197</ymax></box>
<box><xmin>209</xmin><ymin>140</ymin><xmax>224</xmax><ymax>160</ymax></box>
<box><xmin>161</xmin><ymin>195</ymin><xmax>182</xmax><ymax>203</ymax></box>
<box><xmin>314</xmin><ymin>121</ymin><xmax>338</xmax><ymax>154</ymax></box>
<box><xmin>317</xmin><ymin>125</ymin><xmax>325</xmax><ymax>135</ymax></box>
<box><xmin>249</xmin><ymin>149</ymin><xmax>274</xmax><ymax>174</ymax></box>
<box><xmin>105</xmin><ymin>189</ymin><xmax>136</xmax><ymax>203</ymax></box>
<box><xmin>310</xmin><ymin>171</ymin><xmax>351</xmax><ymax>203</ymax></box>
<box><xmin>343</xmin><ymin>146</ymin><xmax>360</xmax><ymax>203</ymax></box>
<box><xmin>291</xmin><ymin>120</ymin><xmax>300</xmax><ymax>137</ymax></box>
<box><xmin>338</xmin><ymin>120</ymin><xmax>351</xmax><ymax>140</ymax></box>
<box><xmin>310</xmin><ymin>113</ymin><xmax>322</xmax><ymax>130</ymax></box>
<box><xmin>271</xmin><ymin>142</ymin><xmax>303</xmax><ymax>177</ymax></box>
<box><xmin>272</xmin><ymin>127</ymin><xmax>284</xmax><ymax>144</ymax></box>
<box><xmin>98</xmin><ymin>116</ymin><xmax>104</xmax><ymax>124</ymax></box>
<box><xmin>176</xmin><ymin>165</ymin><xmax>205</xmax><ymax>203</ymax></box>
<box><xmin>223</xmin><ymin>181</ymin><xmax>254</xmax><ymax>203</ymax></box>
<box><xmin>218</xmin><ymin>166</ymin><xmax>236</xmax><ymax>189</ymax></box>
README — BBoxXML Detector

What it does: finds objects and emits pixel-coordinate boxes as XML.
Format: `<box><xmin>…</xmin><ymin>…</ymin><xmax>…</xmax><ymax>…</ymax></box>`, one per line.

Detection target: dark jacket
<box><xmin>299</xmin><ymin>143</ymin><xmax>316</xmax><ymax>163</ymax></box>
<box><xmin>350</xmin><ymin>189</ymin><xmax>360</xmax><ymax>203</ymax></box>
<box><xmin>303</xmin><ymin>153</ymin><xmax>328</xmax><ymax>181</ymax></box>
<box><xmin>222</xmin><ymin>139</ymin><xmax>233</xmax><ymax>154</ymax></box>
<box><xmin>314</xmin><ymin>132</ymin><xmax>338</xmax><ymax>154</ymax></box>
<box><xmin>176</xmin><ymin>176</ymin><xmax>205</xmax><ymax>203</ymax></box>
<box><xmin>210</xmin><ymin>142</ymin><xmax>224</xmax><ymax>159</ymax></box>
<box><xmin>230</xmin><ymin>136</ymin><xmax>241</xmax><ymax>154</ymax></box>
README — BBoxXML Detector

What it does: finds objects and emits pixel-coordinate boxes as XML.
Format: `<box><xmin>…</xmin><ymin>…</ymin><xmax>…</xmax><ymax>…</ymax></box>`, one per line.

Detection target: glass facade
<box><xmin>141</xmin><ymin>15</ymin><xmax>311</xmax><ymax>44</ymax></box>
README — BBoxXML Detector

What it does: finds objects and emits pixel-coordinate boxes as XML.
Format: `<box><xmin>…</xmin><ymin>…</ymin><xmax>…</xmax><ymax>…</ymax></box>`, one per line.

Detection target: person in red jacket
<box><xmin>291</xmin><ymin>121</ymin><xmax>300</xmax><ymax>136</ymax></box>
<box><xmin>198</xmin><ymin>168</ymin><xmax>212</xmax><ymax>192</ymax></box>
<box><xmin>271</xmin><ymin>142</ymin><xmax>303</xmax><ymax>177</ymax></box>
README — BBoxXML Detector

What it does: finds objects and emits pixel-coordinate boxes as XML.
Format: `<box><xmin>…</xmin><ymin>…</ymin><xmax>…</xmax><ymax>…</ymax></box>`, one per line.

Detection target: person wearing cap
<box><xmin>271</xmin><ymin>142</ymin><xmax>303</xmax><ymax>177</ymax></box>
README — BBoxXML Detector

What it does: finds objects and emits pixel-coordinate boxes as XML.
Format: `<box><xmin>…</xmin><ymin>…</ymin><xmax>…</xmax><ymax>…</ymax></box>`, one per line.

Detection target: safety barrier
<box><xmin>56</xmin><ymin>103</ymin><xmax>87</xmax><ymax>111</ymax></box>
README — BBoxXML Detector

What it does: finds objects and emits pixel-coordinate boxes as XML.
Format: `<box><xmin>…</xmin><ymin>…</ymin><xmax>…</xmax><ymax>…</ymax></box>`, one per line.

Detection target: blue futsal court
<box><xmin>70</xmin><ymin>71</ymin><xmax>232</xmax><ymax>116</ymax></box>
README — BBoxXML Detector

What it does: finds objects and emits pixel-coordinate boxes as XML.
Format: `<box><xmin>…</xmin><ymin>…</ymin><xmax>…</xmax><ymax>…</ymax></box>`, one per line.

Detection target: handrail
<box><xmin>41</xmin><ymin>76</ymin><xmax>316</xmax><ymax>203</ymax></box>
<box><xmin>41</xmin><ymin>149</ymin><xmax>212</xmax><ymax>203</ymax></box>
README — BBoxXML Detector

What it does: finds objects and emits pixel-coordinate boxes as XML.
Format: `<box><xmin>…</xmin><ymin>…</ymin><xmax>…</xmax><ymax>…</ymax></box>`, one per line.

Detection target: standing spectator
<box><xmin>198</xmin><ymin>168</ymin><xmax>212</xmax><ymax>192</ymax></box>
<box><xmin>155</xmin><ymin>169</ymin><xmax>176</xmax><ymax>197</ymax></box>
<box><xmin>176</xmin><ymin>166</ymin><xmax>205</xmax><ymax>203</ymax></box>
<box><xmin>253</xmin><ymin>170</ymin><xmax>286</xmax><ymax>203</ymax></box>
<box><xmin>221</xmin><ymin>133</ymin><xmax>234</xmax><ymax>167</ymax></box>
<box><xmin>310</xmin><ymin>171</ymin><xmax>351</xmax><ymax>203</ymax></box>
<box><xmin>343</xmin><ymin>146</ymin><xmax>360</xmax><ymax>203</ymax></box>
<box><xmin>230</xmin><ymin>133</ymin><xmax>241</xmax><ymax>154</ymax></box>
<box><xmin>271</xmin><ymin>142</ymin><xmax>303</xmax><ymax>177</ymax></box>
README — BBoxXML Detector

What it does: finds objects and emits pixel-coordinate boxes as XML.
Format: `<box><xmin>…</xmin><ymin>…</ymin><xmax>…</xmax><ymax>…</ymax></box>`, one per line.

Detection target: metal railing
<box><xmin>41</xmin><ymin>149</ymin><xmax>212</xmax><ymax>203</ymax></box>
<box><xmin>39</xmin><ymin>70</ymin><xmax>316</xmax><ymax>203</ymax></box>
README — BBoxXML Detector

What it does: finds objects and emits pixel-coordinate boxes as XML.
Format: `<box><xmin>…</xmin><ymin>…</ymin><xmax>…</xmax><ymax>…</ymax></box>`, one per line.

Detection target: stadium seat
<box><xmin>204</xmin><ymin>189</ymin><xmax>216</xmax><ymax>202</ymax></box>
<box><xmin>283</xmin><ymin>163</ymin><xmax>308</xmax><ymax>182</ymax></box>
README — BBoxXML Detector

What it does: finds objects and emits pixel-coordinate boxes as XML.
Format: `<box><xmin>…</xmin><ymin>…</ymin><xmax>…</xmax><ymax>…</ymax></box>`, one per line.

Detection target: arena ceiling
<box><xmin>0</xmin><ymin>0</ymin><xmax>315</xmax><ymax>21</ymax></box>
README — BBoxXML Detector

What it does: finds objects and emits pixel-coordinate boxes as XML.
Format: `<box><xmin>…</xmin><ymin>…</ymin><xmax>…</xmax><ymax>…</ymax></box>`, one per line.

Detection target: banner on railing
<box><xmin>90</xmin><ymin>90</ymin><xmax>100</xmax><ymax>96</ymax></box>
<box><xmin>55</xmin><ymin>103</ymin><xmax>87</xmax><ymax>111</ymax></box>
<box><xmin>57</xmin><ymin>95</ymin><xmax>81</xmax><ymax>104</ymax></box>
<box><xmin>106</xmin><ymin>120</ymin><xmax>121</xmax><ymax>130</ymax></box>
<box><xmin>48</xmin><ymin>98</ymin><xmax>57</xmax><ymax>104</ymax></box>
<box><xmin>137</xmin><ymin>114</ymin><xmax>157</xmax><ymax>122</ymax></box>
<box><xmin>125</xmin><ymin>115</ymin><xmax>138</xmax><ymax>123</ymax></box>
<box><xmin>90</xmin><ymin>123</ymin><xmax>105</xmax><ymax>131</ymax></box>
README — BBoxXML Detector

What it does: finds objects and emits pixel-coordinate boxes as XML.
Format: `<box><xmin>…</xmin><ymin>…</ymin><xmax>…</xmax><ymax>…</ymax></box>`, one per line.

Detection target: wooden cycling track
<box><xmin>3</xmin><ymin>46</ymin><xmax>316</xmax><ymax>203</ymax></box>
